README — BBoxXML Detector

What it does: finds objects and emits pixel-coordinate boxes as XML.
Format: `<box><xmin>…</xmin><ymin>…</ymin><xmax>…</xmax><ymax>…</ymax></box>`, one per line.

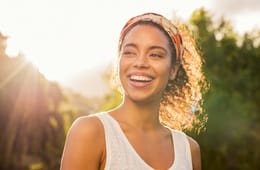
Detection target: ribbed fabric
<box><xmin>95</xmin><ymin>112</ymin><xmax>192</xmax><ymax>170</ymax></box>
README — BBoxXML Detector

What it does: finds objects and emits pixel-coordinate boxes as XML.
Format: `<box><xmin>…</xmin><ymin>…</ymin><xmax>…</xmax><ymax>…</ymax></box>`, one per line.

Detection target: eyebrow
<box><xmin>123</xmin><ymin>43</ymin><xmax>137</xmax><ymax>49</ymax></box>
<box><xmin>149</xmin><ymin>46</ymin><xmax>168</xmax><ymax>53</ymax></box>
<box><xmin>123</xmin><ymin>43</ymin><xmax>168</xmax><ymax>53</ymax></box>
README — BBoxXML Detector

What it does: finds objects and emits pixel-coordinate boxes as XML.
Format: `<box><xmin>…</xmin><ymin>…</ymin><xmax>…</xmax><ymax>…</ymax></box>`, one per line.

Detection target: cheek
<box><xmin>118</xmin><ymin>57</ymin><xmax>128</xmax><ymax>81</ymax></box>
<box><xmin>119</xmin><ymin>57</ymin><xmax>131</xmax><ymax>74</ymax></box>
<box><xmin>118</xmin><ymin>58</ymin><xmax>124</xmax><ymax>76</ymax></box>
<box><xmin>157</xmin><ymin>62</ymin><xmax>172</xmax><ymax>79</ymax></box>
<box><xmin>160</xmin><ymin>66</ymin><xmax>173</xmax><ymax>89</ymax></box>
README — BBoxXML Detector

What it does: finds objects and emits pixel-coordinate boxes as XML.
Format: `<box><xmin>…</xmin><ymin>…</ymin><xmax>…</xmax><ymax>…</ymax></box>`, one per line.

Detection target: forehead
<box><xmin>122</xmin><ymin>24</ymin><xmax>170</xmax><ymax>48</ymax></box>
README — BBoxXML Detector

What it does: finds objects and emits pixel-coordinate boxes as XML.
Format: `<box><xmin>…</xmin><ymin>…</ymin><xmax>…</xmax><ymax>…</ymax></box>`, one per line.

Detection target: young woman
<box><xmin>60</xmin><ymin>12</ymin><xmax>207</xmax><ymax>170</ymax></box>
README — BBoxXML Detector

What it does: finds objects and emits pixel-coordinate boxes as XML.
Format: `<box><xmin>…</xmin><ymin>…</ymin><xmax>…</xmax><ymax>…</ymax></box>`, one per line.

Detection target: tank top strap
<box><xmin>170</xmin><ymin>129</ymin><xmax>193</xmax><ymax>170</ymax></box>
<box><xmin>95</xmin><ymin>112</ymin><xmax>124</xmax><ymax>169</ymax></box>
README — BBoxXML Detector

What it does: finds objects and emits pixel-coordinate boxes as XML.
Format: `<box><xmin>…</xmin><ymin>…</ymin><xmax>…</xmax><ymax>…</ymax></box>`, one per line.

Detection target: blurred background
<box><xmin>0</xmin><ymin>0</ymin><xmax>259</xmax><ymax>169</ymax></box>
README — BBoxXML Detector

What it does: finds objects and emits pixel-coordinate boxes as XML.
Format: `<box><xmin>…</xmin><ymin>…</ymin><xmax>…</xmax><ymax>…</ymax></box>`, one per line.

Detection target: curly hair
<box><xmin>112</xmin><ymin>18</ymin><xmax>208</xmax><ymax>134</ymax></box>
<box><xmin>159</xmin><ymin>24</ymin><xmax>208</xmax><ymax>133</ymax></box>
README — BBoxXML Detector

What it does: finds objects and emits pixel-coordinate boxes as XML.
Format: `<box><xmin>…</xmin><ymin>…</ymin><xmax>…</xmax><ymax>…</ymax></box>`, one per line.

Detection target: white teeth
<box><xmin>130</xmin><ymin>75</ymin><xmax>152</xmax><ymax>81</ymax></box>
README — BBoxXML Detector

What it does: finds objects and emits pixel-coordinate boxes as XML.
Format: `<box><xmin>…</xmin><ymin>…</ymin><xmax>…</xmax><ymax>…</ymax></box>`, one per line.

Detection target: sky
<box><xmin>0</xmin><ymin>0</ymin><xmax>259</xmax><ymax>96</ymax></box>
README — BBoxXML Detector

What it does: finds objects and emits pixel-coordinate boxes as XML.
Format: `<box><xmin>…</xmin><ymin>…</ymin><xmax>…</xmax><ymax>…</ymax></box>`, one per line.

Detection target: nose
<box><xmin>133</xmin><ymin>53</ymin><xmax>149</xmax><ymax>68</ymax></box>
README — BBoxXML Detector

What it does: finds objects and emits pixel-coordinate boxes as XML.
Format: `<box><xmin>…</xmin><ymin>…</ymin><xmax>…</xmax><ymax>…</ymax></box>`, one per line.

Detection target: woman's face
<box><xmin>119</xmin><ymin>24</ymin><xmax>177</xmax><ymax>104</ymax></box>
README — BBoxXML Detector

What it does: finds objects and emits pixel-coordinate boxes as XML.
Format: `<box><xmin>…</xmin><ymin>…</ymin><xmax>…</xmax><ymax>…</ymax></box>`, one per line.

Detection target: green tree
<box><xmin>189</xmin><ymin>8</ymin><xmax>260</xmax><ymax>170</ymax></box>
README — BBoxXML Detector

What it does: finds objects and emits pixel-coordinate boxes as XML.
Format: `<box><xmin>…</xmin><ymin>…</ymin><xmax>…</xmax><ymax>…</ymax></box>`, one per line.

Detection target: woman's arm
<box><xmin>60</xmin><ymin>116</ymin><xmax>105</xmax><ymax>170</ymax></box>
<box><xmin>188</xmin><ymin>137</ymin><xmax>202</xmax><ymax>170</ymax></box>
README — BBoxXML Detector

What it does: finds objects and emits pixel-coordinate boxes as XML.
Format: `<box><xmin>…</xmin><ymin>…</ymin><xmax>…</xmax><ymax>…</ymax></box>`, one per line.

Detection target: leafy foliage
<box><xmin>188</xmin><ymin>8</ymin><xmax>260</xmax><ymax>170</ymax></box>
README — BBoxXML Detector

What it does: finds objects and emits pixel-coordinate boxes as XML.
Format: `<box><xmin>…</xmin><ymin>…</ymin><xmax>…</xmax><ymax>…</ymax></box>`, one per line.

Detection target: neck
<box><xmin>112</xmin><ymin>96</ymin><xmax>162</xmax><ymax>130</ymax></box>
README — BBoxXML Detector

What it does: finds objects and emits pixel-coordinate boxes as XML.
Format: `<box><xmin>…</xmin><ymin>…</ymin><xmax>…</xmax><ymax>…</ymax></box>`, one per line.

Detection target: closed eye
<box><xmin>123</xmin><ymin>51</ymin><xmax>134</xmax><ymax>55</ymax></box>
<box><xmin>150</xmin><ymin>53</ymin><xmax>163</xmax><ymax>58</ymax></box>
<box><xmin>122</xmin><ymin>43</ymin><xmax>137</xmax><ymax>57</ymax></box>
<box><xmin>122</xmin><ymin>51</ymin><xmax>136</xmax><ymax>57</ymax></box>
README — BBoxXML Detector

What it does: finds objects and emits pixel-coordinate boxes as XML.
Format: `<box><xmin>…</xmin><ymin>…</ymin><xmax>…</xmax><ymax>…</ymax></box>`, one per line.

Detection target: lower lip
<box><xmin>129</xmin><ymin>79</ymin><xmax>153</xmax><ymax>88</ymax></box>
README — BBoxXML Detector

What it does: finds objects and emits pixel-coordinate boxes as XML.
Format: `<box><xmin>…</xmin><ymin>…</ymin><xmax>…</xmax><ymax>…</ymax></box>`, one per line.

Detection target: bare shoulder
<box><xmin>64</xmin><ymin>115</ymin><xmax>104</xmax><ymax>148</ymax></box>
<box><xmin>68</xmin><ymin>115</ymin><xmax>104</xmax><ymax>138</ymax></box>
<box><xmin>187</xmin><ymin>136</ymin><xmax>200</xmax><ymax>154</ymax></box>
<box><xmin>187</xmin><ymin>136</ymin><xmax>202</xmax><ymax>170</ymax></box>
<box><xmin>60</xmin><ymin>115</ymin><xmax>105</xmax><ymax>170</ymax></box>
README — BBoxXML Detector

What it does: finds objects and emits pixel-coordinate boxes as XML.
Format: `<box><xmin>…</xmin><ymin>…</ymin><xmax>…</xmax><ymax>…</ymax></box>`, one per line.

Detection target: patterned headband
<box><xmin>119</xmin><ymin>12</ymin><xmax>184</xmax><ymax>62</ymax></box>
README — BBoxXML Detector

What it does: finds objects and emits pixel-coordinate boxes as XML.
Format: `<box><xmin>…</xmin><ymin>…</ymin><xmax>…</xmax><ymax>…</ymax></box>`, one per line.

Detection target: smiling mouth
<box><xmin>130</xmin><ymin>75</ymin><xmax>153</xmax><ymax>82</ymax></box>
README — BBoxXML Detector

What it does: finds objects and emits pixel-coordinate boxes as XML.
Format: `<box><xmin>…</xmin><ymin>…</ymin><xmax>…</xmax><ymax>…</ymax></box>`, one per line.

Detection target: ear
<box><xmin>169</xmin><ymin>64</ymin><xmax>179</xmax><ymax>80</ymax></box>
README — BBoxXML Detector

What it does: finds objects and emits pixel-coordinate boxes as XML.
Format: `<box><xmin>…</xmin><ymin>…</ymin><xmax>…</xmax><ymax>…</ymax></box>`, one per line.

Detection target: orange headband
<box><xmin>119</xmin><ymin>12</ymin><xmax>184</xmax><ymax>62</ymax></box>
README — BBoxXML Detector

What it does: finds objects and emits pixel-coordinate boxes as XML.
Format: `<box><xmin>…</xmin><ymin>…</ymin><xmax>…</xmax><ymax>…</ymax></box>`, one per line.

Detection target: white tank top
<box><xmin>95</xmin><ymin>112</ymin><xmax>193</xmax><ymax>170</ymax></box>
